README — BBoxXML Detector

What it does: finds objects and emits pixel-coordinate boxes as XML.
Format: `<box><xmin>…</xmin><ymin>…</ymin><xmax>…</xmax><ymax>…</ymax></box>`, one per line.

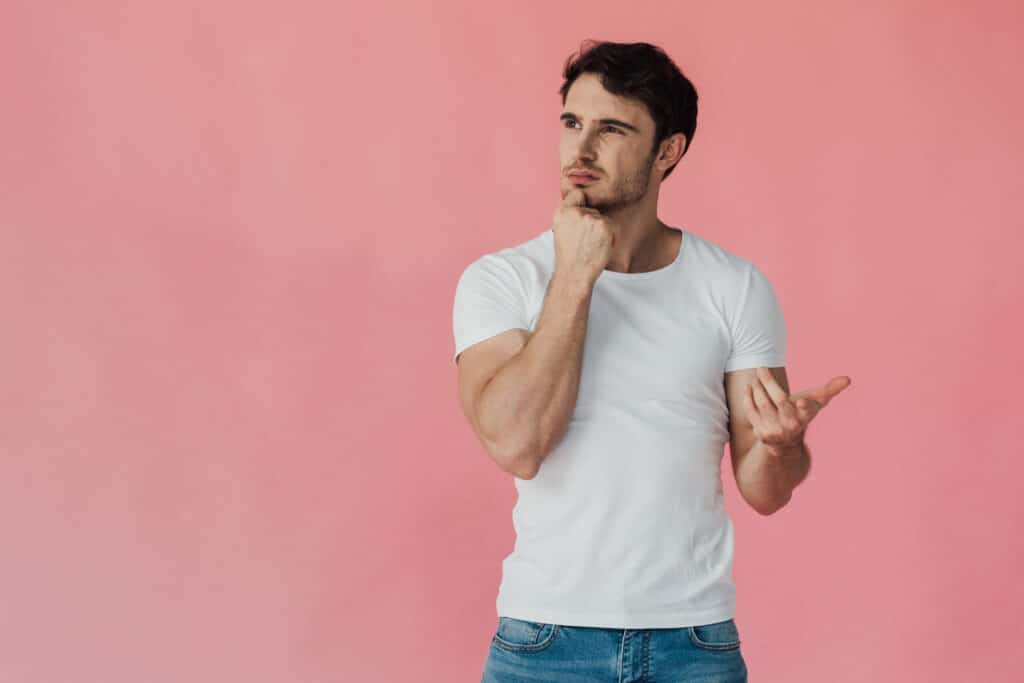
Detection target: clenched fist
<box><xmin>552</xmin><ymin>188</ymin><xmax>618</xmax><ymax>288</ymax></box>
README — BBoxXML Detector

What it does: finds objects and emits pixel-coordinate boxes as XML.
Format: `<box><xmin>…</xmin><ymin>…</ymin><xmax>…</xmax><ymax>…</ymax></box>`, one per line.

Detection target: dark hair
<box><xmin>558</xmin><ymin>40</ymin><xmax>698</xmax><ymax>181</ymax></box>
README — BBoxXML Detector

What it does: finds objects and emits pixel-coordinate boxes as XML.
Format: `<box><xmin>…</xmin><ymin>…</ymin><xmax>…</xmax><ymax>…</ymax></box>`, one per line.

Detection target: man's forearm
<box><xmin>477</xmin><ymin>272</ymin><xmax>594</xmax><ymax>478</ymax></box>
<box><xmin>735</xmin><ymin>438</ymin><xmax>812</xmax><ymax>515</ymax></box>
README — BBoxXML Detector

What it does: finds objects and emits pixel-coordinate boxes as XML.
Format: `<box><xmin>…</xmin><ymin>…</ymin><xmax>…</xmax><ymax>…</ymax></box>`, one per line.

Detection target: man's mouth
<box><xmin>568</xmin><ymin>171</ymin><xmax>599</xmax><ymax>183</ymax></box>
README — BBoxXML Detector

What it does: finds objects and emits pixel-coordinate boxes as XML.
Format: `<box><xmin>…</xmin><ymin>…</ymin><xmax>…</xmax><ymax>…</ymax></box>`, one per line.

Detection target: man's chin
<box><xmin>563</xmin><ymin>183</ymin><xmax>600</xmax><ymax>198</ymax></box>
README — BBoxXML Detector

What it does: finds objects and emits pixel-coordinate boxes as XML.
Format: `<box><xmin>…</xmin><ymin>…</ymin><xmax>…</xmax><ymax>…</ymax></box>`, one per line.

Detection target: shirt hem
<box><xmin>495</xmin><ymin>602</ymin><xmax>737</xmax><ymax>629</ymax></box>
<box><xmin>724</xmin><ymin>354</ymin><xmax>786</xmax><ymax>372</ymax></box>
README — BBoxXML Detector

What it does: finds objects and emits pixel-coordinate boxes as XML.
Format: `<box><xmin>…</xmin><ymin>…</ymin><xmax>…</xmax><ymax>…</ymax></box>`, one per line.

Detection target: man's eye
<box><xmin>562</xmin><ymin>120</ymin><xmax>621</xmax><ymax>134</ymax></box>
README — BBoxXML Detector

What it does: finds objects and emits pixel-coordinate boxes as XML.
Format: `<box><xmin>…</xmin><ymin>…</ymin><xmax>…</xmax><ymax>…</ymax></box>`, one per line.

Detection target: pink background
<box><xmin>2</xmin><ymin>1</ymin><xmax>1021</xmax><ymax>681</ymax></box>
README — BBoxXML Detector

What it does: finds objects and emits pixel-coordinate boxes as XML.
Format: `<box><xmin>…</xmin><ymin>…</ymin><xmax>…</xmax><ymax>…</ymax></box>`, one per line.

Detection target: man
<box><xmin>452</xmin><ymin>40</ymin><xmax>851</xmax><ymax>682</ymax></box>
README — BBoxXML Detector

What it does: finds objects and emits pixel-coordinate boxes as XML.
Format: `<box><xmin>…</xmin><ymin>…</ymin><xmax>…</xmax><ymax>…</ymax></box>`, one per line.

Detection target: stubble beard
<box><xmin>586</xmin><ymin>151</ymin><xmax>657</xmax><ymax>215</ymax></box>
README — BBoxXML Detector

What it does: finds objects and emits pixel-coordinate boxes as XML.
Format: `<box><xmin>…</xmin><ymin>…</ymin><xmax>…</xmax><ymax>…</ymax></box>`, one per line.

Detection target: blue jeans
<box><xmin>481</xmin><ymin>616</ymin><xmax>748</xmax><ymax>682</ymax></box>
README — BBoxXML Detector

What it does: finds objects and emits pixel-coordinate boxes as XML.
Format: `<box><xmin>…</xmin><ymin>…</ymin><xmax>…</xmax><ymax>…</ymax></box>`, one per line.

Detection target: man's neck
<box><xmin>602</xmin><ymin>198</ymin><xmax>674</xmax><ymax>274</ymax></box>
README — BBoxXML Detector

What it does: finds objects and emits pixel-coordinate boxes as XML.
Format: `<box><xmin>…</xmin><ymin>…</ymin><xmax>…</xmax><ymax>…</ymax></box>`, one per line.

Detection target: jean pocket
<box><xmin>491</xmin><ymin>616</ymin><xmax>560</xmax><ymax>653</ymax></box>
<box><xmin>688</xmin><ymin>618</ymin><xmax>741</xmax><ymax>651</ymax></box>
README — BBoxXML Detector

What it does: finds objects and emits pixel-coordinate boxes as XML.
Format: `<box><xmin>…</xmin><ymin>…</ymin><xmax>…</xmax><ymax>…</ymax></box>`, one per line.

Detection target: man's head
<box><xmin>558</xmin><ymin>40</ymin><xmax>698</xmax><ymax>213</ymax></box>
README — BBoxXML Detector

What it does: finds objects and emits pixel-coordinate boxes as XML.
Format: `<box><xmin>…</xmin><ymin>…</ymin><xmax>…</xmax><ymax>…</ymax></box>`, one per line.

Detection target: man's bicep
<box><xmin>456</xmin><ymin>328</ymin><xmax>531</xmax><ymax>464</ymax></box>
<box><xmin>456</xmin><ymin>328</ymin><xmax>531</xmax><ymax>419</ymax></box>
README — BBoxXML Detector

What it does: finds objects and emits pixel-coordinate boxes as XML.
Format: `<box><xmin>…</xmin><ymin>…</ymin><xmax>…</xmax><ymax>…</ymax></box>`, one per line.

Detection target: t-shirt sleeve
<box><xmin>451</xmin><ymin>254</ymin><xmax>530</xmax><ymax>366</ymax></box>
<box><xmin>724</xmin><ymin>262</ymin><xmax>787</xmax><ymax>372</ymax></box>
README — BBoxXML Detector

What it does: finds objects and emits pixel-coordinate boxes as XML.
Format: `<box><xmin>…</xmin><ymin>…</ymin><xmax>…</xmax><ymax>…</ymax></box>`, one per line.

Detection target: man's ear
<box><xmin>662</xmin><ymin>133</ymin><xmax>686</xmax><ymax>162</ymax></box>
<box><xmin>655</xmin><ymin>133</ymin><xmax>686</xmax><ymax>173</ymax></box>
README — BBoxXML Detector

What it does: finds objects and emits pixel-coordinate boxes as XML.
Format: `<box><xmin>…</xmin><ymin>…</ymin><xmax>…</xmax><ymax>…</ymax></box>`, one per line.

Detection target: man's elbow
<box><xmin>508</xmin><ymin>457</ymin><xmax>540</xmax><ymax>480</ymax></box>
<box><xmin>486</xmin><ymin>438</ymin><xmax>542</xmax><ymax>480</ymax></box>
<box><xmin>740</xmin><ymin>486</ymin><xmax>792</xmax><ymax>516</ymax></box>
<box><xmin>751</xmin><ymin>494</ymin><xmax>792</xmax><ymax>516</ymax></box>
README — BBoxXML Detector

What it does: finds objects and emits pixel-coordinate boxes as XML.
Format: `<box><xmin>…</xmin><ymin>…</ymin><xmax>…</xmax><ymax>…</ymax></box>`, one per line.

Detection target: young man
<box><xmin>453</xmin><ymin>40</ymin><xmax>850</xmax><ymax>683</ymax></box>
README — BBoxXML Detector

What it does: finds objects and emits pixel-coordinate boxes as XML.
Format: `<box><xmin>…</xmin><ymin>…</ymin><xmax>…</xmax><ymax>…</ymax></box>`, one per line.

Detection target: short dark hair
<box><xmin>558</xmin><ymin>40</ymin><xmax>698</xmax><ymax>181</ymax></box>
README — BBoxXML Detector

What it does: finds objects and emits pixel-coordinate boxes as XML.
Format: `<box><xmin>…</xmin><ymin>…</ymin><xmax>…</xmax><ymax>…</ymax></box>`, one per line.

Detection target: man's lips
<box><xmin>567</xmin><ymin>171</ymin><xmax>599</xmax><ymax>183</ymax></box>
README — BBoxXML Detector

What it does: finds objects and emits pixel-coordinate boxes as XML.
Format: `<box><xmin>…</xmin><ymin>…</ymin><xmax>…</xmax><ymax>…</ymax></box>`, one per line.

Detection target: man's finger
<box><xmin>562</xmin><ymin>188</ymin><xmax>588</xmax><ymax>207</ymax></box>
<box><xmin>750</xmin><ymin>380</ymin><xmax>776</xmax><ymax>415</ymax></box>
<box><xmin>797</xmin><ymin>376</ymin><xmax>852</xmax><ymax>406</ymax></box>
<box><xmin>795</xmin><ymin>398</ymin><xmax>819</xmax><ymax>421</ymax></box>
<box><xmin>755</xmin><ymin>367</ymin><xmax>788</xmax><ymax>405</ymax></box>
<box><xmin>823</xmin><ymin>376</ymin><xmax>852</xmax><ymax>400</ymax></box>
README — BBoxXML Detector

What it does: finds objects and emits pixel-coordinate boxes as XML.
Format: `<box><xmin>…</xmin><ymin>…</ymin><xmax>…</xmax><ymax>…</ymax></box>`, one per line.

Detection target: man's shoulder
<box><xmin>464</xmin><ymin>228</ymin><xmax>553</xmax><ymax>277</ymax></box>
<box><xmin>495</xmin><ymin>227</ymin><xmax>553</xmax><ymax>265</ymax></box>
<box><xmin>455</xmin><ymin>228</ymin><xmax>554</xmax><ymax>302</ymax></box>
<box><xmin>683</xmin><ymin>229</ymin><xmax>757</xmax><ymax>280</ymax></box>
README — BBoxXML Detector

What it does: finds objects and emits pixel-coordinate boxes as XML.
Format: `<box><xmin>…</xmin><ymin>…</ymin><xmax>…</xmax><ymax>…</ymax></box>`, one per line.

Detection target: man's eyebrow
<box><xmin>560</xmin><ymin>112</ymin><xmax>639</xmax><ymax>133</ymax></box>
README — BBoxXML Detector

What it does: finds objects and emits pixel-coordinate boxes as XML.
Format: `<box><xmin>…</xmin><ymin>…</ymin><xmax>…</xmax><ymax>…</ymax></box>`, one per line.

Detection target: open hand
<box><xmin>745</xmin><ymin>367</ymin><xmax>852</xmax><ymax>457</ymax></box>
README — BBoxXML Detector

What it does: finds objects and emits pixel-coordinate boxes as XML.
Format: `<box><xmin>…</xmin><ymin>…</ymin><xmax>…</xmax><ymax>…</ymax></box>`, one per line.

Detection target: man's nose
<box><xmin>573</xmin><ymin>127</ymin><xmax>599</xmax><ymax>161</ymax></box>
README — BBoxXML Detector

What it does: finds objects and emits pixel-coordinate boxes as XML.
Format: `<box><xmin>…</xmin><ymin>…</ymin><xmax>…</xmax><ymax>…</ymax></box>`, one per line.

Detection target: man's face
<box><xmin>559</xmin><ymin>73</ymin><xmax>660</xmax><ymax>213</ymax></box>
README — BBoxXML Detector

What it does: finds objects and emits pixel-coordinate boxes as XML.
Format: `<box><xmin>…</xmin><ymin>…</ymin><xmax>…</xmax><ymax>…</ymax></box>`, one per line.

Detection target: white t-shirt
<box><xmin>451</xmin><ymin>226</ymin><xmax>786</xmax><ymax>629</ymax></box>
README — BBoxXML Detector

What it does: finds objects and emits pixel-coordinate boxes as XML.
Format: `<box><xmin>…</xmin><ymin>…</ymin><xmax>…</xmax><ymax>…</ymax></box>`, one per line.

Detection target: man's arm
<box><xmin>725</xmin><ymin>366</ymin><xmax>811</xmax><ymax>515</ymax></box>
<box><xmin>468</xmin><ymin>272</ymin><xmax>594</xmax><ymax>479</ymax></box>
